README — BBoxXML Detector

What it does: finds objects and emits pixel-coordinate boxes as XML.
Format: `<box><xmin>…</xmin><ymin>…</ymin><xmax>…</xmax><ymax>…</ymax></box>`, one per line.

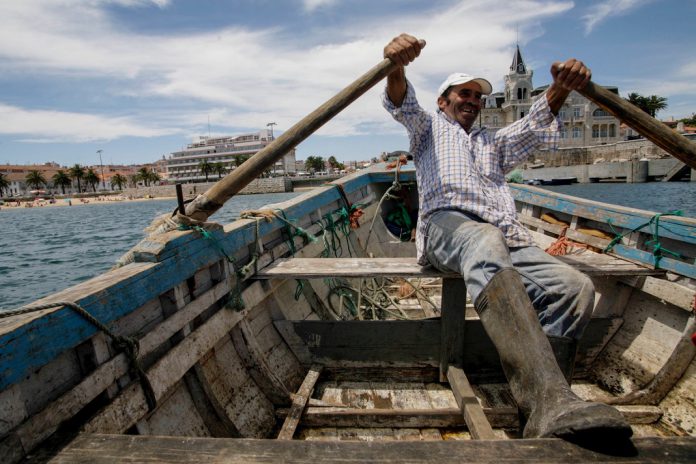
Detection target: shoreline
<box><xmin>0</xmin><ymin>195</ymin><xmax>176</xmax><ymax>212</ymax></box>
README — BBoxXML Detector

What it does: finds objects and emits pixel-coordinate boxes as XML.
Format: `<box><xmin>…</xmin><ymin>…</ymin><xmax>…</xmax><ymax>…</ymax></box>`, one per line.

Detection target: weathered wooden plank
<box><xmin>277</xmin><ymin>365</ymin><xmax>323</xmax><ymax>440</ymax></box>
<box><xmin>273</xmin><ymin>318</ymin><xmax>618</xmax><ymax>380</ymax></box>
<box><xmin>83</xmin><ymin>304</ymin><xmax>247</xmax><ymax>434</ymax></box>
<box><xmin>439</xmin><ymin>278</ymin><xmax>466</xmax><ymax>382</ymax></box>
<box><xmin>273</xmin><ymin>320</ymin><xmax>441</xmax><ymax>366</ymax></box>
<box><xmin>257</xmin><ymin>257</ymin><xmax>447</xmax><ymax>279</ymax></box>
<box><xmin>511</xmin><ymin>184</ymin><xmax>696</xmax><ymax>245</ymax></box>
<box><xmin>231</xmin><ymin>320</ymin><xmax>292</xmax><ymax>406</ymax></box>
<box><xmin>49</xmin><ymin>434</ymin><xmax>696</xmax><ymax>463</ymax></box>
<box><xmin>6</xmin><ymin>277</ymin><xmax>236</xmax><ymax>455</ymax></box>
<box><xmin>274</xmin><ymin>405</ymin><xmax>661</xmax><ymax>428</ymax></box>
<box><xmin>446</xmin><ymin>366</ymin><xmax>496</xmax><ymax>440</ymax></box>
<box><xmin>620</xmin><ymin>276</ymin><xmax>696</xmax><ymax>312</ymax></box>
<box><xmin>257</xmin><ymin>255</ymin><xmax>663</xmax><ymax>281</ymax></box>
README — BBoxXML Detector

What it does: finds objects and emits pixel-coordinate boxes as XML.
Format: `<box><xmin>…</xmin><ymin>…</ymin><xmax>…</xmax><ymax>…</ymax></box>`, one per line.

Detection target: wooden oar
<box><xmin>184</xmin><ymin>58</ymin><xmax>398</xmax><ymax>222</ymax></box>
<box><xmin>579</xmin><ymin>82</ymin><xmax>696</xmax><ymax>171</ymax></box>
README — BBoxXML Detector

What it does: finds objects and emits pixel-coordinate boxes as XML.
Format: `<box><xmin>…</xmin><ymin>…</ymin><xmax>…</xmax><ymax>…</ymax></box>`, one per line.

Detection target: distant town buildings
<box><xmin>166</xmin><ymin>129</ymin><xmax>296</xmax><ymax>182</ymax></box>
<box><xmin>478</xmin><ymin>45</ymin><xmax>623</xmax><ymax>148</ymax></box>
<box><xmin>0</xmin><ymin>163</ymin><xmax>147</xmax><ymax>196</ymax></box>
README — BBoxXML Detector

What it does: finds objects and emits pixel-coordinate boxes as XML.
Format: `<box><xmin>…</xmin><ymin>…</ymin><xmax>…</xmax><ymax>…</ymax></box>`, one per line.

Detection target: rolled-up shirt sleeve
<box><xmin>494</xmin><ymin>94</ymin><xmax>562</xmax><ymax>173</ymax></box>
<box><xmin>382</xmin><ymin>80</ymin><xmax>432</xmax><ymax>159</ymax></box>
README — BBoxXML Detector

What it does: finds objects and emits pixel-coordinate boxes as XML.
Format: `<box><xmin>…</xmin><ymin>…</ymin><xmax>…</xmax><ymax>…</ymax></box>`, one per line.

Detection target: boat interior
<box><xmin>1</xmin><ymin>164</ymin><xmax>695</xmax><ymax>462</ymax></box>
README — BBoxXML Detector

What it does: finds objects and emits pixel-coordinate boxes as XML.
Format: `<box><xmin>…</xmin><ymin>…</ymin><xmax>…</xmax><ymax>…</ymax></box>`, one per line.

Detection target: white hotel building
<box><xmin>166</xmin><ymin>129</ymin><xmax>296</xmax><ymax>182</ymax></box>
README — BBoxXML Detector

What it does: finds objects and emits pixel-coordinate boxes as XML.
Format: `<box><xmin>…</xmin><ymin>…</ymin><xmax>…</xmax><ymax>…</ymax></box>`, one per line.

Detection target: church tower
<box><xmin>502</xmin><ymin>45</ymin><xmax>534</xmax><ymax>124</ymax></box>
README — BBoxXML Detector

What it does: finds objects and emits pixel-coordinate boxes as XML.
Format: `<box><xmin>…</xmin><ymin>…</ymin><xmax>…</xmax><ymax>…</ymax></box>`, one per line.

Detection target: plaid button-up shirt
<box><xmin>382</xmin><ymin>80</ymin><xmax>562</xmax><ymax>265</ymax></box>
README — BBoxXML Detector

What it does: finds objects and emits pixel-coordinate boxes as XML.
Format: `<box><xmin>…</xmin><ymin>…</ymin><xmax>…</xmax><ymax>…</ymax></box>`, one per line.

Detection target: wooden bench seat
<box><xmin>255</xmin><ymin>254</ymin><xmax>664</xmax><ymax>280</ymax></box>
<box><xmin>52</xmin><ymin>434</ymin><xmax>696</xmax><ymax>463</ymax></box>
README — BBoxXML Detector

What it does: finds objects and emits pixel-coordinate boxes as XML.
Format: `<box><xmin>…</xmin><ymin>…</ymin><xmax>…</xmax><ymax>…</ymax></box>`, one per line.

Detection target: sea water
<box><xmin>0</xmin><ymin>192</ymin><xmax>300</xmax><ymax>309</ymax></box>
<box><xmin>2</xmin><ymin>183</ymin><xmax>695</xmax><ymax>309</ymax></box>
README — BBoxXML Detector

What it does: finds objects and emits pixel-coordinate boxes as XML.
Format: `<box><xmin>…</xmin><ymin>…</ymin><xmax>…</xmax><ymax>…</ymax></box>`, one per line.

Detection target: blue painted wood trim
<box><xmin>510</xmin><ymin>184</ymin><xmax>696</xmax><ymax>244</ymax></box>
<box><xmin>0</xmin><ymin>179</ymin><xmax>376</xmax><ymax>391</ymax></box>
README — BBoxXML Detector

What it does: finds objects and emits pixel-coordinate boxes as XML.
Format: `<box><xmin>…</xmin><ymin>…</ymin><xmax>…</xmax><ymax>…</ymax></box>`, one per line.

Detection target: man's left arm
<box><xmin>492</xmin><ymin>58</ymin><xmax>591</xmax><ymax>172</ymax></box>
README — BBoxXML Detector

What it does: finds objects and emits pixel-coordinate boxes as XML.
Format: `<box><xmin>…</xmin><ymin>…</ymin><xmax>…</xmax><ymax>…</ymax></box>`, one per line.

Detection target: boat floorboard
<box><xmin>48</xmin><ymin>434</ymin><xmax>696</xmax><ymax>463</ymax></box>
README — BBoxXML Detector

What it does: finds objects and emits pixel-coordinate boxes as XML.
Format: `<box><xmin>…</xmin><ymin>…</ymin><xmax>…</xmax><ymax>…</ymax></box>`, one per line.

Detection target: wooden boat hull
<box><xmin>1</xmin><ymin>165</ymin><xmax>695</xmax><ymax>461</ymax></box>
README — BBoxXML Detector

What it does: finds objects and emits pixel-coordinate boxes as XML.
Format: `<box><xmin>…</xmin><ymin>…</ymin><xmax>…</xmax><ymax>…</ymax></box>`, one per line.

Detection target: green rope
<box><xmin>179</xmin><ymin>224</ymin><xmax>245</xmax><ymax>310</ymax></box>
<box><xmin>0</xmin><ymin>301</ymin><xmax>158</xmax><ymax>411</ymax></box>
<box><xmin>604</xmin><ymin>210</ymin><xmax>684</xmax><ymax>268</ymax></box>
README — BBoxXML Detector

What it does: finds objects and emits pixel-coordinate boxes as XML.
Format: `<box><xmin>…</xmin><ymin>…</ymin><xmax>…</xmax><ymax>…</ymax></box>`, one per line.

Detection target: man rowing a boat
<box><xmin>382</xmin><ymin>33</ymin><xmax>631</xmax><ymax>441</ymax></box>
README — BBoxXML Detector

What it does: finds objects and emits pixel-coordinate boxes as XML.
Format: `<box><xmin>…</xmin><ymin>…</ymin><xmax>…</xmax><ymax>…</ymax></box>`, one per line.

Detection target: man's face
<box><xmin>437</xmin><ymin>81</ymin><xmax>483</xmax><ymax>132</ymax></box>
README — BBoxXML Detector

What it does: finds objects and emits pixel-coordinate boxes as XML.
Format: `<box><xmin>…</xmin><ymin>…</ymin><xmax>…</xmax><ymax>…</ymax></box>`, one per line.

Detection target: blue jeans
<box><xmin>424</xmin><ymin>210</ymin><xmax>594</xmax><ymax>340</ymax></box>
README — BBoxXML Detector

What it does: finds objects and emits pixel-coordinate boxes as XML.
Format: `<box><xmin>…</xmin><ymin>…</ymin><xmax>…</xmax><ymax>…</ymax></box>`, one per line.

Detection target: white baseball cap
<box><xmin>438</xmin><ymin>72</ymin><xmax>492</xmax><ymax>96</ymax></box>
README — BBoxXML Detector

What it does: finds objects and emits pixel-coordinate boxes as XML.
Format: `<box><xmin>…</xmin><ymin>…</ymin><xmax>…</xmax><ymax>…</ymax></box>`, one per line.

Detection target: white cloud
<box><xmin>582</xmin><ymin>0</ymin><xmax>654</xmax><ymax>34</ymax></box>
<box><xmin>0</xmin><ymin>0</ymin><xmax>583</xmax><ymax>144</ymax></box>
<box><xmin>0</xmin><ymin>104</ymin><xmax>178</xmax><ymax>142</ymax></box>
<box><xmin>302</xmin><ymin>0</ymin><xmax>338</xmax><ymax>12</ymax></box>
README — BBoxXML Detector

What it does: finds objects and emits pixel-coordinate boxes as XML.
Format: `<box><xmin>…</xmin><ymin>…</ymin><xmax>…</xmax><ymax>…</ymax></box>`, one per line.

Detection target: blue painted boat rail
<box><xmin>510</xmin><ymin>184</ymin><xmax>696</xmax><ymax>279</ymax></box>
<box><xmin>0</xmin><ymin>172</ymin><xmax>380</xmax><ymax>392</ymax></box>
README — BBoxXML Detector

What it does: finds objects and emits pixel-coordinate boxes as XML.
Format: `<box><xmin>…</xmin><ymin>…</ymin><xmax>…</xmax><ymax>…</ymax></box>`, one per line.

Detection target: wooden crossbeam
<box><xmin>273</xmin><ymin>319</ymin><xmax>618</xmax><ymax>381</ymax></box>
<box><xmin>274</xmin><ymin>405</ymin><xmax>662</xmax><ymax>428</ymax></box>
<box><xmin>446</xmin><ymin>366</ymin><xmax>496</xmax><ymax>440</ymax></box>
<box><xmin>51</xmin><ymin>434</ymin><xmax>696</xmax><ymax>463</ymax></box>
<box><xmin>277</xmin><ymin>364</ymin><xmax>323</xmax><ymax>440</ymax></box>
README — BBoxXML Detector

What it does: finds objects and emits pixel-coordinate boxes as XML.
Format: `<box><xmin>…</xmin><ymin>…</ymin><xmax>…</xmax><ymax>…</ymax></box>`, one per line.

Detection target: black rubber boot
<box><xmin>474</xmin><ymin>268</ymin><xmax>632</xmax><ymax>440</ymax></box>
<box><xmin>549</xmin><ymin>335</ymin><xmax>577</xmax><ymax>384</ymax></box>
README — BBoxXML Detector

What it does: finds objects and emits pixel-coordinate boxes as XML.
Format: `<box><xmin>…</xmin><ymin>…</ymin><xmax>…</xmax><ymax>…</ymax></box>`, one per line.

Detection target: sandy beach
<box><xmin>0</xmin><ymin>194</ymin><xmax>175</xmax><ymax>212</ymax></box>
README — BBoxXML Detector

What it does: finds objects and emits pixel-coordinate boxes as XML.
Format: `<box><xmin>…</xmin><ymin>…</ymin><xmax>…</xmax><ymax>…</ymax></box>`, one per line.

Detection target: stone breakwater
<box><xmin>120</xmin><ymin>177</ymin><xmax>293</xmax><ymax>199</ymax></box>
<box><xmin>528</xmin><ymin>135</ymin><xmax>696</xmax><ymax>168</ymax></box>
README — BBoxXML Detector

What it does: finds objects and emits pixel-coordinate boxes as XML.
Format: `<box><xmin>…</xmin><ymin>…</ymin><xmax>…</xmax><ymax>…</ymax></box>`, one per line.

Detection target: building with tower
<box><xmin>477</xmin><ymin>45</ymin><xmax>622</xmax><ymax>148</ymax></box>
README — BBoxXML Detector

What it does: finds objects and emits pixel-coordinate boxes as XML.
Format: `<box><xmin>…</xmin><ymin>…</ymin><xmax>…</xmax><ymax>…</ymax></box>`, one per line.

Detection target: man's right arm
<box><xmin>383</xmin><ymin>34</ymin><xmax>426</xmax><ymax>107</ymax></box>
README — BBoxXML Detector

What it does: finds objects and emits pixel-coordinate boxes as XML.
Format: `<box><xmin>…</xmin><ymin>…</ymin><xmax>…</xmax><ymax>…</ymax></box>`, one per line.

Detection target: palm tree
<box><xmin>52</xmin><ymin>170</ymin><xmax>72</xmax><ymax>194</ymax></box>
<box><xmin>327</xmin><ymin>155</ymin><xmax>345</xmax><ymax>171</ymax></box>
<box><xmin>627</xmin><ymin>92</ymin><xmax>668</xmax><ymax>117</ymax></box>
<box><xmin>25</xmin><ymin>170</ymin><xmax>47</xmax><ymax>190</ymax></box>
<box><xmin>305</xmin><ymin>156</ymin><xmax>325</xmax><ymax>174</ymax></box>
<box><xmin>128</xmin><ymin>174</ymin><xmax>139</xmax><ymax>188</ymax></box>
<box><xmin>0</xmin><ymin>173</ymin><xmax>10</xmax><ymax>197</ymax></box>
<box><xmin>645</xmin><ymin>95</ymin><xmax>668</xmax><ymax>117</ymax></box>
<box><xmin>69</xmin><ymin>164</ymin><xmax>85</xmax><ymax>193</ymax></box>
<box><xmin>111</xmin><ymin>173</ymin><xmax>127</xmax><ymax>191</ymax></box>
<box><xmin>234</xmin><ymin>156</ymin><xmax>249</xmax><ymax>168</ymax></box>
<box><xmin>85</xmin><ymin>168</ymin><xmax>100</xmax><ymax>192</ymax></box>
<box><xmin>212</xmin><ymin>162</ymin><xmax>227</xmax><ymax>179</ymax></box>
<box><xmin>147</xmin><ymin>171</ymin><xmax>161</xmax><ymax>185</ymax></box>
<box><xmin>137</xmin><ymin>167</ymin><xmax>152</xmax><ymax>186</ymax></box>
<box><xmin>198</xmin><ymin>159</ymin><xmax>213</xmax><ymax>182</ymax></box>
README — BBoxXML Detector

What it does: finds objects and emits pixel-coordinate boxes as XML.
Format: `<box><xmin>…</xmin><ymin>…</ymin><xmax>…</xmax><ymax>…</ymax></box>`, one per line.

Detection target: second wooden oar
<box><xmin>579</xmin><ymin>82</ymin><xmax>696</xmax><ymax>171</ymax></box>
<box><xmin>184</xmin><ymin>58</ymin><xmax>399</xmax><ymax>222</ymax></box>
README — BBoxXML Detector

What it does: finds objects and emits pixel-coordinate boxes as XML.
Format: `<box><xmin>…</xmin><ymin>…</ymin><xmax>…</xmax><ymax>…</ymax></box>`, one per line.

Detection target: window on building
<box><xmin>573</xmin><ymin>107</ymin><xmax>582</xmax><ymax>118</ymax></box>
<box><xmin>559</xmin><ymin>110</ymin><xmax>566</xmax><ymax>120</ymax></box>
<box><xmin>600</xmin><ymin>125</ymin><xmax>607</xmax><ymax>137</ymax></box>
<box><xmin>593</xmin><ymin>108</ymin><xmax>610</xmax><ymax>117</ymax></box>
<box><xmin>609</xmin><ymin>124</ymin><xmax>616</xmax><ymax>137</ymax></box>
<box><xmin>520</xmin><ymin>111</ymin><xmax>525</xmax><ymax>119</ymax></box>
<box><xmin>592</xmin><ymin>125</ymin><xmax>599</xmax><ymax>138</ymax></box>
<box><xmin>573</xmin><ymin>127</ymin><xmax>582</xmax><ymax>138</ymax></box>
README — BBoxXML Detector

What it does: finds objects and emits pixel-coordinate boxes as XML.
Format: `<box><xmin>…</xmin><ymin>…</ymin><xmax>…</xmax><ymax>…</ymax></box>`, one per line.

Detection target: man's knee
<box><xmin>566</xmin><ymin>270</ymin><xmax>595</xmax><ymax>305</ymax></box>
<box><xmin>458</xmin><ymin>222</ymin><xmax>509</xmax><ymax>258</ymax></box>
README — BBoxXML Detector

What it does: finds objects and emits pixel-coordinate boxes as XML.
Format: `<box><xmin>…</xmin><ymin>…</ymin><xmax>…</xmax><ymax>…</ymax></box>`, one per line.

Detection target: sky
<box><xmin>1</xmin><ymin>0</ymin><xmax>695</xmax><ymax>167</ymax></box>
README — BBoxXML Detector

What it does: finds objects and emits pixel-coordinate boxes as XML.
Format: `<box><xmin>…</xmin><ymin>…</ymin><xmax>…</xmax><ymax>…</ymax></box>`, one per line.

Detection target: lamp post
<box><xmin>266</xmin><ymin>122</ymin><xmax>277</xmax><ymax>139</ymax></box>
<box><xmin>97</xmin><ymin>149</ymin><xmax>105</xmax><ymax>190</ymax></box>
<box><xmin>266</xmin><ymin>122</ymin><xmax>278</xmax><ymax>175</ymax></box>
